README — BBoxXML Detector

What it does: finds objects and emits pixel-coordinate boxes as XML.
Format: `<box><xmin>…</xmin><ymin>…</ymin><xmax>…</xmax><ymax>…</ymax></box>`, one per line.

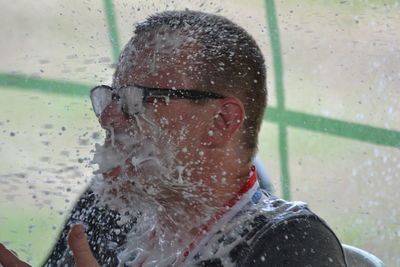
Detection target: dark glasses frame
<box><xmin>90</xmin><ymin>84</ymin><xmax>225</xmax><ymax>117</ymax></box>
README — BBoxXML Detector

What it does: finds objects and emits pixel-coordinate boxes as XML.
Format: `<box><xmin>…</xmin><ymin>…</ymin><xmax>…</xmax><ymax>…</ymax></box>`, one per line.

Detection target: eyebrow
<box><xmin>132</xmin><ymin>84</ymin><xmax>225</xmax><ymax>99</ymax></box>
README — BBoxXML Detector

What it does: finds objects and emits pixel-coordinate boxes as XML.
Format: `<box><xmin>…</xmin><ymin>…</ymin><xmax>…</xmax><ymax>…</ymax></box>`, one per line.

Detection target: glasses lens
<box><xmin>90</xmin><ymin>86</ymin><xmax>113</xmax><ymax>117</ymax></box>
<box><xmin>119</xmin><ymin>86</ymin><xmax>145</xmax><ymax>116</ymax></box>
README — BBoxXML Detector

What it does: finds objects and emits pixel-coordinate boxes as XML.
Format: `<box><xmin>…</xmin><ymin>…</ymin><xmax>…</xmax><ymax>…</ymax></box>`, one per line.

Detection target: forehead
<box><xmin>114</xmin><ymin>30</ymin><xmax>204</xmax><ymax>90</ymax></box>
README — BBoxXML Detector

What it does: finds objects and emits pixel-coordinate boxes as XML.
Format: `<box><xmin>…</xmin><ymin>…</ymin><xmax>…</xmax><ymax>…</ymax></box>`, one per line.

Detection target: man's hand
<box><xmin>67</xmin><ymin>224</ymin><xmax>99</xmax><ymax>267</ymax></box>
<box><xmin>0</xmin><ymin>243</ymin><xmax>30</xmax><ymax>267</ymax></box>
<box><xmin>0</xmin><ymin>224</ymin><xmax>99</xmax><ymax>267</ymax></box>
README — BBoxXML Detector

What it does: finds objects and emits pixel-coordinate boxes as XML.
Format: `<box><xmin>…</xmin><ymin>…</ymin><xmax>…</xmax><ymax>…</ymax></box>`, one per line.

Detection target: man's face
<box><xmin>116</xmin><ymin>32</ymin><xmax>210</xmax><ymax>169</ymax></box>
<box><xmin>91</xmin><ymin>31</ymin><xmax>216</xmax><ymax>215</ymax></box>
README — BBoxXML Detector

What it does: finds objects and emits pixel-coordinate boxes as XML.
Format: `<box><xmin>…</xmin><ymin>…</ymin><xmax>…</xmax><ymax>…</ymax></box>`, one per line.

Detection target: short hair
<box><xmin>118</xmin><ymin>10</ymin><xmax>267</xmax><ymax>156</ymax></box>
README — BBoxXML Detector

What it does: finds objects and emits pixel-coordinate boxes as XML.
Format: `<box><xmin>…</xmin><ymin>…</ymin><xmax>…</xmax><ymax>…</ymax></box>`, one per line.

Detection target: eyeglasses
<box><xmin>90</xmin><ymin>84</ymin><xmax>225</xmax><ymax>117</ymax></box>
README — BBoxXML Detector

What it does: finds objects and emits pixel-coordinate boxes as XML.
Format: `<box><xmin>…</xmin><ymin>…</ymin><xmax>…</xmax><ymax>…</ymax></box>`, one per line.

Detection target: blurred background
<box><xmin>0</xmin><ymin>0</ymin><xmax>399</xmax><ymax>265</ymax></box>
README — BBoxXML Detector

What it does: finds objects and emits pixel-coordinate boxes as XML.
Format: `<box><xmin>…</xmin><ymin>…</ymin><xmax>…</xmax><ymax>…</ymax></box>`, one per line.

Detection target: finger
<box><xmin>10</xmin><ymin>250</ymin><xmax>18</xmax><ymax>257</ymax></box>
<box><xmin>68</xmin><ymin>224</ymin><xmax>99</xmax><ymax>267</ymax></box>
<box><xmin>0</xmin><ymin>243</ymin><xmax>31</xmax><ymax>267</ymax></box>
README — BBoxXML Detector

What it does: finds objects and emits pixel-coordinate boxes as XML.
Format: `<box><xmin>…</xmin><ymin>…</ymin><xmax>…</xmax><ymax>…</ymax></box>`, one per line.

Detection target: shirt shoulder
<box><xmin>42</xmin><ymin>188</ymin><xmax>134</xmax><ymax>267</ymax></box>
<box><xmin>195</xmin><ymin>192</ymin><xmax>347</xmax><ymax>267</ymax></box>
<box><xmin>239</xmin><ymin>195</ymin><xmax>347</xmax><ymax>267</ymax></box>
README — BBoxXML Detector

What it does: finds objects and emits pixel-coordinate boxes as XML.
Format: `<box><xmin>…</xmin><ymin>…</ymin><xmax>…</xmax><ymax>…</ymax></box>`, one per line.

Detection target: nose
<box><xmin>99</xmin><ymin>101</ymin><xmax>130</xmax><ymax>131</ymax></box>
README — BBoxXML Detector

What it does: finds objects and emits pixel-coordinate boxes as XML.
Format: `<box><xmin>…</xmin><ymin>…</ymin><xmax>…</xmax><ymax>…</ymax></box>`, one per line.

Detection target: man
<box><xmin>0</xmin><ymin>10</ymin><xmax>347</xmax><ymax>266</ymax></box>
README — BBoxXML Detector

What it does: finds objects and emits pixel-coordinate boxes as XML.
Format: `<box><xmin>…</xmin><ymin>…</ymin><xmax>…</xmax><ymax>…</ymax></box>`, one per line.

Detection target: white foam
<box><xmin>90</xmin><ymin>113</ymin><xmax>225</xmax><ymax>266</ymax></box>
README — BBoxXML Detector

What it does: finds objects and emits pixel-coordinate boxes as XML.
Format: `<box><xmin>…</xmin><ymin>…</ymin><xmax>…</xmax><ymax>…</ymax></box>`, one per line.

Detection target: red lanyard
<box><xmin>181</xmin><ymin>165</ymin><xmax>258</xmax><ymax>263</ymax></box>
<box><xmin>139</xmin><ymin>166</ymin><xmax>258</xmax><ymax>267</ymax></box>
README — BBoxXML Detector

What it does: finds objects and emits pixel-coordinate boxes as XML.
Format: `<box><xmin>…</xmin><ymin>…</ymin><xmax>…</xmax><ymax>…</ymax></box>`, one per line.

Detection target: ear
<box><xmin>203</xmin><ymin>97</ymin><xmax>245</xmax><ymax>147</ymax></box>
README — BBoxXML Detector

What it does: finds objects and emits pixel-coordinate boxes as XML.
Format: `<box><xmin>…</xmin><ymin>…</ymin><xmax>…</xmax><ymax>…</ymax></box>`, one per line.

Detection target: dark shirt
<box><xmin>43</xmin><ymin>189</ymin><xmax>347</xmax><ymax>266</ymax></box>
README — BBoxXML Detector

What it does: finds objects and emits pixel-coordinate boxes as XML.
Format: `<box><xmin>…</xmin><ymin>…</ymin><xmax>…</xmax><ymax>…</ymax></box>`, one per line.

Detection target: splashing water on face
<box><xmin>89</xmin><ymin>113</ymin><xmax>221</xmax><ymax>266</ymax></box>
